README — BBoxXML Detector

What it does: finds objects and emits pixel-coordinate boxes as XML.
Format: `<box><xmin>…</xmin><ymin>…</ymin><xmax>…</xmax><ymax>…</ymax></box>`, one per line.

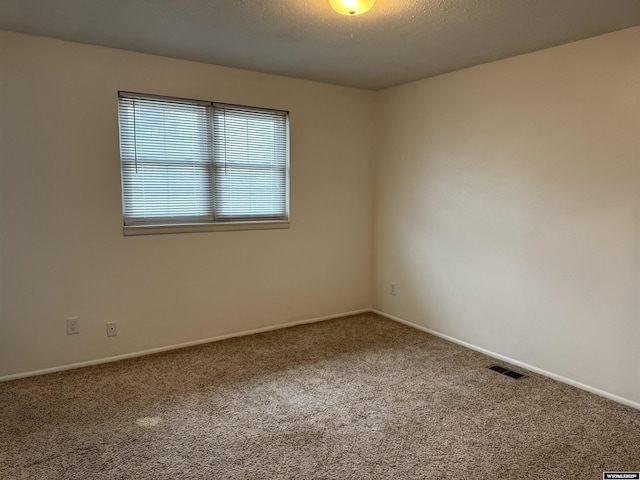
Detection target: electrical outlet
<box><xmin>66</xmin><ymin>317</ymin><xmax>79</xmax><ymax>335</ymax></box>
<box><xmin>106</xmin><ymin>322</ymin><xmax>117</xmax><ymax>337</ymax></box>
<box><xmin>390</xmin><ymin>282</ymin><xmax>397</xmax><ymax>296</ymax></box>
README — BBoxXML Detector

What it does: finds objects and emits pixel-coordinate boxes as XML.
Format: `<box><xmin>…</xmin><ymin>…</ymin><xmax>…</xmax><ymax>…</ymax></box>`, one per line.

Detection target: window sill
<box><xmin>123</xmin><ymin>220</ymin><xmax>290</xmax><ymax>236</ymax></box>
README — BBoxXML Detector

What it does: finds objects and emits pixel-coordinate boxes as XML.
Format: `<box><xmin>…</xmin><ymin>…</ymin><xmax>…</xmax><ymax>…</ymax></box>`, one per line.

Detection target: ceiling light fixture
<box><xmin>329</xmin><ymin>0</ymin><xmax>376</xmax><ymax>16</ymax></box>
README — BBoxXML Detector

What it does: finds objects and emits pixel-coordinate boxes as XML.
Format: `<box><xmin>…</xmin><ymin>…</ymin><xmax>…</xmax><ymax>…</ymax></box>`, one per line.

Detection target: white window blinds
<box><xmin>213</xmin><ymin>105</ymin><xmax>288</xmax><ymax>222</ymax></box>
<box><xmin>117</xmin><ymin>92</ymin><xmax>289</xmax><ymax>230</ymax></box>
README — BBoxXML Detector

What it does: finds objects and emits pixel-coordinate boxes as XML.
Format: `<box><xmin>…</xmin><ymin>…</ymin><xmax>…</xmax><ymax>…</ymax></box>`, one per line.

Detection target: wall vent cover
<box><xmin>489</xmin><ymin>365</ymin><xmax>525</xmax><ymax>379</ymax></box>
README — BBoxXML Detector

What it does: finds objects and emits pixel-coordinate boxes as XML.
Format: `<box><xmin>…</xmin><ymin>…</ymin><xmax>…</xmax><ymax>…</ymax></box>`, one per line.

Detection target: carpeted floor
<box><xmin>0</xmin><ymin>312</ymin><xmax>638</xmax><ymax>479</ymax></box>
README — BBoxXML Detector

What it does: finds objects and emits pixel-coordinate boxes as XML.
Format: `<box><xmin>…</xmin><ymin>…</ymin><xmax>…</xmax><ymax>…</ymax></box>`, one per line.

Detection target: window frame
<box><xmin>117</xmin><ymin>91</ymin><xmax>290</xmax><ymax>236</ymax></box>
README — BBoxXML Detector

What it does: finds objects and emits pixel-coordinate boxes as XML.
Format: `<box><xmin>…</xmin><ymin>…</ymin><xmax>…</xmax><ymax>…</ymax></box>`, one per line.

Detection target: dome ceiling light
<box><xmin>328</xmin><ymin>0</ymin><xmax>376</xmax><ymax>16</ymax></box>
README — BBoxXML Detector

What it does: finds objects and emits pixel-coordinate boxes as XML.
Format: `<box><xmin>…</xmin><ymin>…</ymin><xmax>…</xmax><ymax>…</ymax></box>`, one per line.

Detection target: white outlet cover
<box><xmin>66</xmin><ymin>317</ymin><xmax>79</xmax><ymax>335</ymax></box>
<box><xmin>106</xmin><ymin>322</ymin><xmax>117</xmax><ymax>337</ymax></box>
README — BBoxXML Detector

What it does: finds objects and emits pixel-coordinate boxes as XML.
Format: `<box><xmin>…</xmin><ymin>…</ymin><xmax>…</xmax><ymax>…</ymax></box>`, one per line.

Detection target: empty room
<box><xmin>0</xmin><ymin>0</ymin><xmax>639</xmax><ymax>478</ymax></box>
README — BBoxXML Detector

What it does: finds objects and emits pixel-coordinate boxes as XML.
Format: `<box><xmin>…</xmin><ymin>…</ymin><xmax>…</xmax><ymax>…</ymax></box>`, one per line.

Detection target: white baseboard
<box><xmin>372</xmin><ymin>309</ymin><xmax>640</xmax><ymax>411</ymax></box>
<box><xmin>6</xmin><ymin>307</ymin><xmax>638</xmax><ymax>411</ymax></box>
<box><xmin>0</xmin><ymin>308</ymin><xmax>370</xmax><ymax>383</ymax></box>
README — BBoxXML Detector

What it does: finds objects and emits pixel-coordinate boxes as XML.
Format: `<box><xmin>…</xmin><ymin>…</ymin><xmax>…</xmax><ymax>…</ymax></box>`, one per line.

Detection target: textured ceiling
<box><xmin>1</xmin><ymin>0</ymin><xmax>639</xmax><ymax>90</ymax></box>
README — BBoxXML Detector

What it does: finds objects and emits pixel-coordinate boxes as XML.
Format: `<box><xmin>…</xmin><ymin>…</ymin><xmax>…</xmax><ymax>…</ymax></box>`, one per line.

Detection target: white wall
<box><xmin>374</xmin><ymin>26</ymin><xmax>640</xmax><ymax>405</ymax></box>
<box><xmin>0</xmin><ymin>31</ymin><xmax>376</xmax><ymax>377</ymax></box>
<box><xmin>2</xmin><ymin>26</ymin><xmax>639</xmax><ymax>407</ymax></box>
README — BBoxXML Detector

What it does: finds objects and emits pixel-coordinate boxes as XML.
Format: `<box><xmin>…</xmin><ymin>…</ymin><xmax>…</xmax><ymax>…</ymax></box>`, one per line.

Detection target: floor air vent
<box><xmin>489</xmin><ymin>365</ymin><xmax>525</xmax><ymax>379</ymax></box>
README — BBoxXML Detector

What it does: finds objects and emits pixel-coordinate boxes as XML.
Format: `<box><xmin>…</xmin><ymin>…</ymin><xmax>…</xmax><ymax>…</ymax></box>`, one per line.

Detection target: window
<box><xmin>117</xmin><ymin>92</ymin><xmax>289</xmax><ymax>235</ymax></box>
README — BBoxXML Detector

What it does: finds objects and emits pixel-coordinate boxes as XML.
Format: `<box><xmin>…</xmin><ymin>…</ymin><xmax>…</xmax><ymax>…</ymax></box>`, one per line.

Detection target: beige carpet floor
<box><xmin>0</xmin><ymin>312</ymin><xmax>638</xmax><ymax>479</ymax></box>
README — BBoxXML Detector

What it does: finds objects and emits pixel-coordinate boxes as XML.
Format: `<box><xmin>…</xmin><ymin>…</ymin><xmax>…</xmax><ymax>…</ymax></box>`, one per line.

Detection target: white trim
<box><xmin>372</xmin><ymin>309</ymin><xmax>640</xmax><ymax>411</ymax></box>
<box><xmin>7</xmin><ymin>306</ymin><xmax>638</xmax><ymax>411</ymax></box>
<box><xmin>0</xmin><ymin>309</ymin><xmax>369</xmax><ymax>383</ymax></box>
<box><xmin>123</xmin><ymin>220</ymin><xmax>289</xmax><ymax>236</ymax></box>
